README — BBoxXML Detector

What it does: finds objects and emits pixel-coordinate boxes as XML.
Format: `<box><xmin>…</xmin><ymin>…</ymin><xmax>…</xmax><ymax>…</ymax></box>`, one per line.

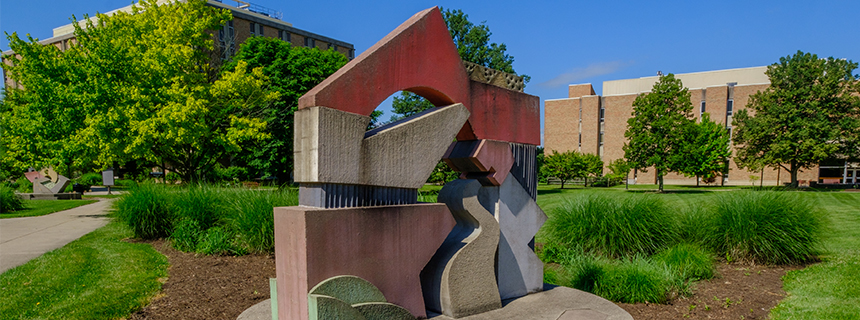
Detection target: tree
<box><xmin>543</xmin><ymin>151</ymin><xmax>583</xmax><ymax>189</ymax></box>
<box><xmin>221</xmin><ymin>36</ymin><xmax>348</xmax><ymax>183</ymax></box>
<box><xmin>387</xmin><ymin>8</ymin><xmax>529</xmax><ymax>123</ymax></box>
<box><xmin>733</xmin><ymin>51</ymin><xmax>860</xmax><ymax>187</ymax></box>
<box><xmin>606</xmin><ymin>158</ymin><xmax>632</xmax><ymax>189</ymax></box>
<box><xmin>678</xmin><ymin>113</ymin><xmax>731</xmax><ymax>186</ymax></box>
<box><xmin>1</xmin><ymin>0</ymin><xmax>276</xmax><ymax>182</ymax></box>
<box><xmin>623</xmin><ymin>74</ymin><xmax>694</xmax><ymax>192</ymax></box>
<box><xmin>580</xmin><ymin>152</ymin><xmax>604</xmax><ymax>187</ymax></box>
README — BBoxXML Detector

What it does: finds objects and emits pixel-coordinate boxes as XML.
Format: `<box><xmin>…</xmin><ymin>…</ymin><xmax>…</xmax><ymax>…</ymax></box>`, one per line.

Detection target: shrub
<box><xmin>78</xmin><ymin>172</ymin><xmax>104</xmax><ymax>186</ymax></box>
<box><xmin>0</xmin><ymin>185</ymin><xmax>25</xmax><ymax>213</ymax></box>
<box><xmin>114</xmin><ymin>183</ymin><xmax>175</xmax><ymax>239</ymax></box>
<box><xmin>653</xmin><ymin>243</ymin><xmax>715</xmax><ymax>280</ymax></box>
<box><xmin>545</xmin><ymin>194</ymin><xmax>678</xmax><ymax>258</ymax></box>
<box><xmin>15</xmin><ymin>177</ymin><xmax>32</xmax><ymax>193</ymax></box>
<box><xmin>226</xmin><ymin>188</ymin><xmax>298</xmax><ymax>253</ymax></box>
<box><xmin>702</xmin><ymin>191</ymin><xmax>822</xmax><ymax>265</ymax></box>
<box><xmin>196</xmin><ymin>227</ymin><xmax>245</xmax><ymax>256</ymax></box>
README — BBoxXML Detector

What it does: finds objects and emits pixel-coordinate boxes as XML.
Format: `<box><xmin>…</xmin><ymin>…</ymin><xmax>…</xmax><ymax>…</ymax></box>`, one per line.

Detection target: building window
<box><xmin>305</xmin><ymin>37</ymin><xmax>316</xmax><ymax>48</ymax></box>
<box><xmin>328</xmin><ymin>43</ymin><xmax>335</xmax><ymax>50</ymax></box>
<box><xmin>700</xmin><ymin>101</ymin><xmax>706</xmax><ymax>115</ymax></box>
<box><xmin>250</xmin><ymin>22</ymin><xmax>264</xmax><ymax>36</ymax></box>
<box><xmin>218</xmin><ymin>20</ymin><xmax>236</xmax><ymax>60</ymax></box>
<box><xmin>349</xmin><ymin>49</ymin><xmax>355</xmax><ymax>59</ymax></box>
<box><xmin>278</xmin><ymin>30</ymin><xmax>291</xmax><ymax>42</ymax></box>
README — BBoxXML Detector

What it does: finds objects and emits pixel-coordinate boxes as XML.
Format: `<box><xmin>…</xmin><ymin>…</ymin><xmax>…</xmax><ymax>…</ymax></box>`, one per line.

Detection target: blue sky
<box><xmin>2</xmin><ymin>0</ymin><xmax>859</xmax><ymax>142</ymax></box>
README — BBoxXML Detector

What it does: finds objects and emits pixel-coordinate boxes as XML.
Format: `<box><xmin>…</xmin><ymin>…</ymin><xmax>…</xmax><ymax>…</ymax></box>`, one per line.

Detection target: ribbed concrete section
<box><xmin>298</xmin><ymin>183</ymin><xmax>418</xmax><ymax>208</ymax></box>
<box><xmin>0</xmin><ymin>199</ymin><xmax>112</xmax><ymax>273</ymax></box>
<box><xmin>509</xmin><ymin>143</ymin><xmax>538</xmax><ymax>200</ymax></box>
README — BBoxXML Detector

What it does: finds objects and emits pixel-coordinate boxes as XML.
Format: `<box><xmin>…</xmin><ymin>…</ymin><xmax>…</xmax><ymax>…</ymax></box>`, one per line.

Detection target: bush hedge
<box><xmin>0</xmin><ymin>185</ymin><xmax>25</xmax><ymax>213</ymax></box>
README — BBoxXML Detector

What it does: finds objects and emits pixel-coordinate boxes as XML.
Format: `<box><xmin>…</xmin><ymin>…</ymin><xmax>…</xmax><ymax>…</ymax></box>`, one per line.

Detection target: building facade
<box><xmin>3</xmin><ymin>0</ymin><xmax>354</xmax><ymax>88</ymax></box>
<box><xmin>543</xmin><ymin>66</ymin><xmax>855</xmax><ymax>186</ymax></box>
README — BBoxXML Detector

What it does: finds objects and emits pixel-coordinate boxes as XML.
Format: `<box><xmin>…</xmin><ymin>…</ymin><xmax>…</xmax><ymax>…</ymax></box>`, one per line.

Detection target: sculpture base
<box><xmin>17</xmin><ymin>193</ymin><xmax>82</xmax><ymax>200</ymax></box>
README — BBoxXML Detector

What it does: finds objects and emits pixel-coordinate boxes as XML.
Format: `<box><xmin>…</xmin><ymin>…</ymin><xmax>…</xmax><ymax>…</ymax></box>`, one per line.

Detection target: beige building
<box><xmin>544</xmin><ymin>66</ymin><xmax>846</xmax><ymax>186</ymax></box>
<box><xmin>3</xmin><ymin>0</ymin><xmax>354</xmax><ymax>88</ymax></box>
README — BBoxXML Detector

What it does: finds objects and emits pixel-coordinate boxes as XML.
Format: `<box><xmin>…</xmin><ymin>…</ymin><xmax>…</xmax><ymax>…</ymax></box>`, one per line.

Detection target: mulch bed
<box><xmin>130</xmin><ymin>241</ymin><xmax>802</xmax><ymax>320</ymax></box>
<box><xmin>129</xmin><ymin>240</ymin><xmax>275</xmax><ymax>320</ymax></box>
<box><xmin>619</xmin><ymin>263</ymin><xmax>803</xmax><ymax>319</ymax></box>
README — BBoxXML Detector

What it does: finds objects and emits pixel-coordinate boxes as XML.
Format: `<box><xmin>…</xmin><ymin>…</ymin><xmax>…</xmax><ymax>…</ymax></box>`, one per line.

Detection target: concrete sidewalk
<box><xmin>0</xmin><ymin>199</ymin><xmax>113</xmax><ymax>273</ymax></box>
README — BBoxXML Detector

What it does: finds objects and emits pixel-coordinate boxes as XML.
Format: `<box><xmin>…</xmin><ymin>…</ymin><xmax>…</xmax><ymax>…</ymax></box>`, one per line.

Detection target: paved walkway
<box><xmin>0</xmin><ymin>199</ymin><xmax>113</xmax><ymax>273</ymax></box>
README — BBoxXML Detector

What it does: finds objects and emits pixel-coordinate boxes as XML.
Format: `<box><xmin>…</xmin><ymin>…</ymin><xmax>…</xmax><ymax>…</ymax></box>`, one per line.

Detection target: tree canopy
<box><xmin>733</xmin><ymin>51</ymin><xmax>860</xmax><ymax>186</ymax></box>
<box><xmin>623</xmin><ymin>74</ymin><xmax>694</xmax><ymax>192</ymax></box>
<box><xmin>222</xmin><ymin>36</ymin><xmax>348</xmax><ymax>183</ymax></box>
<box><xmin>1</xmin><ymin>0</ymin><xmax>276</xmax><ymax>181</ymax></box>
<box><xmin>543</xmin><ymin>150</ymin><xmax>603</xmax><ymax>189</ymax></box>
<box><xmin>677</xmin><ymin>113</ymin><xmax>731</xmax><ymax>186</ymax></box>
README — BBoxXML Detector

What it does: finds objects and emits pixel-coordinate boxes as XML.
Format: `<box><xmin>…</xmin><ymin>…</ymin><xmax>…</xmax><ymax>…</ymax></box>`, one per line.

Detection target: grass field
<box><xmin>0</xmin><ymin>199</ymin><xmax>98</xmax><ymax>219</ymax></box>
<box><xmin>0</xmin><ymin>220</ymin><xmax>168</xmax><ymax>319</ymax></box>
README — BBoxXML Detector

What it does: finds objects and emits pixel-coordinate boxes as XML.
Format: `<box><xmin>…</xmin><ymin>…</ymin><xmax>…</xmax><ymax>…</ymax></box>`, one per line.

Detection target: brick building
<box><xmin>3</xmin><ymin>0</ymin><xmax>354</xmax><ymax>88</ymax></box>
<box><xmin>543</xmin><ymin>66</ymin><xmax>858</xmax><ymax>186</ymax></box>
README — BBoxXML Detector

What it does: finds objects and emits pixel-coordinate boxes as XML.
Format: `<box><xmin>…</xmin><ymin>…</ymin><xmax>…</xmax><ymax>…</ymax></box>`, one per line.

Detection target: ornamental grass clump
<box><xmin>653</xmin><ymin>243</ymin><xmax>715</xmax><ymax>280</ymax></box>
<box><xmin>549</xmin><ymin>251</ymin><xmax>680</xmax><ymax>304</ymax></box>
<box><xmin>545</xmin><ymin>194</ymin><xmax>679</xmax><ymax>258</ymax></box>
<box><xmin>115</xmin><ymin>183</ymin><xmax>175</xmax><ymax>239</ymax></box>
<box><xmin>225</xmin><ymin>188</ymin><xmax>298</xmax><ymax>253</ymax></box>
<box><xmin>703</xmin><ymin>191</ymin><xmax>822</xmax><ymax>265</ymax></box>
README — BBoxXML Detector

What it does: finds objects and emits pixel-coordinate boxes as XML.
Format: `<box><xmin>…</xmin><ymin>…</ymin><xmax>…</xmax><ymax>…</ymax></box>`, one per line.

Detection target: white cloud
<box><xmin>539</xmin><ymin>61</ymin><xmax>629</xmax><ymax>89</ymax></box>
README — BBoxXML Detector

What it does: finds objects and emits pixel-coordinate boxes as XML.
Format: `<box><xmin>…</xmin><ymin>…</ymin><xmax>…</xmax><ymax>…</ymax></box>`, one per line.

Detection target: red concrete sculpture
<box><xmin>297</xmin><ymin>7</ymin><xmax>540</xmax><ymax>146</ymax></box>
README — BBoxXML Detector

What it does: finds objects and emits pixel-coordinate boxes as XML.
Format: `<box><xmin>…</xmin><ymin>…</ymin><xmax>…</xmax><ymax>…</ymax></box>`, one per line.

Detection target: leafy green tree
<box><xmin>580</xmin><ymin>153</ymin><xmax>604</xmax><ymax>187</ymax></box>
<box><xmin>543</xmin><ymin>150</ymin><xmax>585</xmax><ymax>189</ymax></box>
<box><xmin>221</xmin><ymin>36</ymin><xmax>348</xmax><ymax>183</ymax></box>
<box><xmin>387</xmin><ymin>7</ymin><xmax>529</xmax><ymax>123</ymax></box>
<box><xmin>623</xmin><ymin>74</ymin><xmax>694</xmax><ymax>192</ymax></box>
<box><xmin>678</xmin><ymin>113</ymin><xmax>731</xmax><ymax>186</ymax></box>
<box><xmin>733</xmin><ymin>51</ymin><xmax>860</xmax><ymax>187</ymax></box>
<box><xmin>1</xmin><ymin>0</ymin><xmax>276</xmax><ymax>182</ymax></box>
<box><xmin>606</xmin><ymin>158</ymin><xmax>632</xmax><ymax>189</ymax></box>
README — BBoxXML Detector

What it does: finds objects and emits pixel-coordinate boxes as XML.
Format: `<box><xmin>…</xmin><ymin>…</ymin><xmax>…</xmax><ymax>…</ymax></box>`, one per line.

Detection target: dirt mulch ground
<box><xmin>131</xmin><ymin>241</ymin><xmax>802</xmax><ymax>320</ymax></box>
<box><xmin>619</xmin><ymin>263</ymin><xmax>803</xmax><ymax>319</ymax></box>
<box><xmin>129</xmin><ymin>240</ymin><xmax>275</xmax><ymax>320</ymax></box>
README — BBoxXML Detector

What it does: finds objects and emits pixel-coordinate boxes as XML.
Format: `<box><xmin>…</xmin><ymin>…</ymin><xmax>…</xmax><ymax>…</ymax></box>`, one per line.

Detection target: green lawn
<box><xmin>771</xmin><ymin>192</ymin><xmax>860</xmax><ymax>319</ymax></box>
<box><xmin>535</xmin><ymin>184</ymin><xmax>860</xmax><ymax>318</ymax></box>
<box><xmin>0</xmin><ymin>199</ymin><xmax>98</xmax><ymax>219</ymax></box>
<box><xmin>0</xmin><ymin>220</ymin><xmax>168</xmax><ymax>319</ymax></box>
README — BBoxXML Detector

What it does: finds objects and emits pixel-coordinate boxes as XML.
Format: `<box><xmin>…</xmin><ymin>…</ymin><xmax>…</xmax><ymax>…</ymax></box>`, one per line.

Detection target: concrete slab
<box><xmin>443</xmin><ymin>139</ymin><xmax>514</xmax><ymax>186</ymax></box>
<box><xmin>361</xmin><ymin>103</ymin><xmax>470</xmax><ymax>189</ymax></box>
<box><xmin>0</xmin><ymin>199</ymin><xmax>112</xmax><ymax>273</ymax></box>
<box><xmin>293</xmin><ymin>106</ymin><xmax>370</xmax><ymax>185</ymax></box>
<box><xmin>428</xmin><ymin>285</ymin><xmax>633</xmax><ymax>320</ymax></box>
<box><xmin>238</xmin><ymin>286</ymin><xmax>632</xmax><ymax>320</ymax></box>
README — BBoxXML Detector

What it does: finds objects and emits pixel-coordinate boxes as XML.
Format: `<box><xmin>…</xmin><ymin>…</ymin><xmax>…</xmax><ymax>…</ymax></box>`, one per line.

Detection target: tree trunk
<box><xmin>696</xmin><ymin>175</ymin><xmax>700</xmax><ymax>187</ymax></box>
<box><xmin>790</xmin><ymin>166</ymin><xmax>799</xmax><ymax>188</ymax></box>
<box><xmin>585</xmin><ymin>177</ymin><xmax>588</xmax><ymax>188</ymax></box>
<box><xmin>658</xmin><ymin>175</ymin><xmax>664</xmax><ymax>192</ymax></box>
<box><xmin>560</xmin><ymin>179</ymin><xmax>565</xmax><ymax>189</ymax></box>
